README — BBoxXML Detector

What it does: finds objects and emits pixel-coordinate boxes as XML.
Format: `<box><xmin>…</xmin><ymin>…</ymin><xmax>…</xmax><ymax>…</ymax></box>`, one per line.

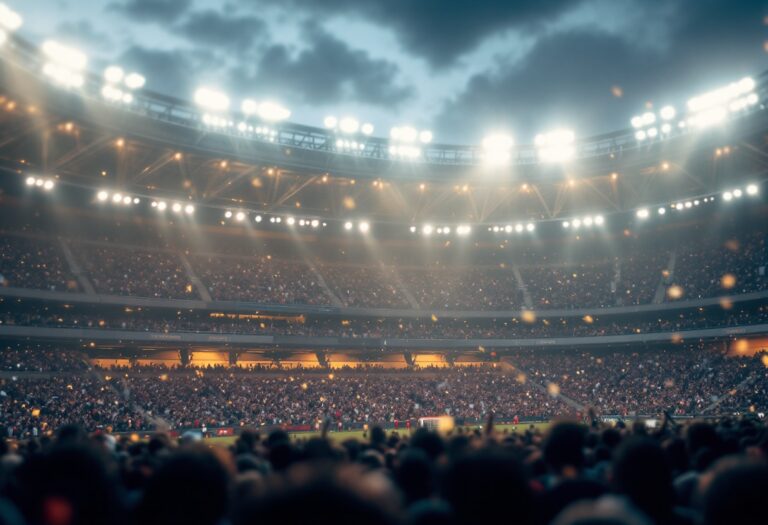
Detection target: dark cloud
<box><xmin>107</xmin><ymin>0</ymin><xmax>192</xmax><ymax>24</ymax></box>
<box><xmin>435</xmin><ymin>0</ymin><xmax>768</xmax><ymax>142</ymax></box>
<box><xmin>232</xmin><ymin>23</ymin><xmax>414</xmax><ymax>107</ymax></box>
<box><xmin>258</xmin><ymin>0</ymin><xmax>579</xmax><ymax>68</ymax></box>
<box><xmin>55</xmin><ymin>20</ymin><xmax>113</xmax><ymax>50</ymax></box>
<box><xmin>173</xmin><ymin>9</ymin><xmax>267</xmax><ymax>52</ymax></box>
<box><xmin>117</xmin><ymin>46</ymin><xmax>198</xmax><ymax>97</ymax></box>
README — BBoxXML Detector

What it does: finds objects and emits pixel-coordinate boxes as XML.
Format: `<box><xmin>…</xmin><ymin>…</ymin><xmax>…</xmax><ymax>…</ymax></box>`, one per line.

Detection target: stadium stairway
<box><xmin>511</xmin><ymin>265</ymin><xmax>534</xmax><ymax>309</ymax></box>
<box><xmin>305</xmin><ymin>260</ymin><xmax>345</xmax><ymax>307</ymax></box>
<box><xmin>498</xmin><ymin>358</ymin><xmax>585</xmax><ymax>413</ymax></box>
<box><xmin>59</xmin><ymin>238</ymin><xmax>96</xmax><ymax>295</ymax></box>
<box><xmin>702</xmin><ymin>371</ymin><xmax>760</xmax><ymax>415</ymax></box>
<box><xmin>179</xmin><ymin>253</ymin><xmax>213</xmax><ymax>302</ymax></box>
<box><xmin>381</xmin><ymin>263</ymin><xmax>421</xmax><ymax>310</ymax></box>
<box><xmin>653</xmin><ymin>248</ymin><xmax>677</xmax><ymax>304</ymax></box>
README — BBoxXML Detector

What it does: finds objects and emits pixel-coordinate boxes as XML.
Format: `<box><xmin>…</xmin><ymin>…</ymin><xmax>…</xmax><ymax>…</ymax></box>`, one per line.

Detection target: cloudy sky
<box><xmin>16</xmin><ymin>0</ymin><xmax>768</xmax><ymax>144</ymax></box>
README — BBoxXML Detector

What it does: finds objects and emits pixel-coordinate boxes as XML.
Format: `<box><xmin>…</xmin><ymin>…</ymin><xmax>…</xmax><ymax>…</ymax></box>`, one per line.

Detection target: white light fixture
<box><xmin>358</xmin><ymin>221</ymin><xmax>370</xmax><ymax>233</ymax></box>
<box><xmin>194</xmin><ymin>87</ymin><xmax>230</xmax><ymax>112</ymax></box>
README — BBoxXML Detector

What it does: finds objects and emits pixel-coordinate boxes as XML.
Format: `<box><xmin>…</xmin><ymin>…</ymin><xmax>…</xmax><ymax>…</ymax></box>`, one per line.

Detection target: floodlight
<box><xmin>133</xmin><ymin>197</ymin><xmax>140</xmax><ymax>204</ymax></box>
<box><xmin>224</xmin><ymin>210</ymin><xmax>232</xmax><ymax>219</ymax></box>
<box><xmin>112</xmin><ymin>193</ymin><xmax>122</xmax><ymax>203</ymax></box>
<box><xmin>723</xmin><ymin>191</ymin><xmax>733</xmax><ymax>201</ymax></box>
<box><xmin>658</xmin><ymin>207</ymin><xmax>665</xmax><ymax>215</ymax></box>
<box><xmin>514</xmin><ymin>224</ymin><xmax>524</xmax><ymax>233</ymax></box>
<box><xmin>344</xmin><ymin>221</ymin><xmax>353</xmax><ymax>231</ymax></box>
<box><xmin>324</xmin><ymin>116</ymin><xmax>338</xmax><ymax>128</ymax></box>
<box><xmin>635</xmin><ymin>130</ymin><xmax>647</xmax><ymax>141</ymax></box>
<box><xmin>311</xmin><ymin>219</ymin><xmax>319</xmax><ymax>228</ymax></box>
<box><xmin>42</xmin><ymin>40</ymin><xmax>87</xmax><ymax>70</ymax></box>
<box><xmin>641</xmin><ymin>112</ymin><xmax>656</xmax><ymax>125</ymax></box>
<box><xmin>526</xmin><ymin>223</ymin><xmax>535</xmax><ymax>232</ymax></box>
<box><xmin>535</xmin><ymin>128</ymin><xmax>575</xmax><ymax>162</ymax></box>
<box><xmin>422</xmin><ymin>224</ymin><xmax>433</xmax><ymax>236</ymax></box>
<box><xmin>0</xmin><ymin>3</ymin><xmax>22</xmax><ymax>30</ymax></box>
<box><xmin>733</xmin><ymin>189</ymin><xmax>742</xmax><ymax>198</ymax></box>
<box><xmin>171</xmin><ymin>202</ymin><xmax>182</xmax><ymax>213</ymax></box>
<box><xmin>43</xmin><ymin>180</ymin><xmax>54</xmax><ymax>191</ymax></box>
<box><xmin>583</xmin><ymin>216</ymin><xmax>594</xmax><ymax>227</ymax></box>
<box><xmin>659</xmin><ymin>106</ymin><xmax>676</xmax><ymax>120</ymax></box>
<box><xmin>257</xmin><ymin>101</ymin><xmax>290</xmax><ymax>121</ymax></box>
<box><xmin>594</xmin><ymin>215</ymin><xmax>604</xmax><ymax>225</ymax></box>
<box><xmin>562</xmin><ymin>221</ymin><xmax>570</xmax><ymax>228</ymax></box>
<box><xmin>358</xmin><ymin>221</ymin><xmax>370</xmax><ymax>233</ymax></box>
<box><xmin>234</xmin><ymin>211</ymin><xmax>245</xmax><ymax>221</ymax></box>
<box><xmin>746</xmin><ymin>184</ymin><xmax>759</xmax><ymax>196</ymax></box>
<box><xmin>481</xmin><ymin>133</ymin><xmax>514</xmax><ymax>165</ymax></box>
<box><xmin>646</xmin><ymin>127</ymin><xmax>658</xmax><ymax>138</ymax></box>
<box><xmin>97</xmin><ymin>190</ymin><xmax>109</xmax><ymax>201</ymax></box>
<box><xmin>572</xmin><ymin>219</ymin><xmax>582</xmax><ymax>229</ymax></box>
<box><xmin>410</xmin><ymin>226</ymin><xmax>416</xmax><ymax>233</ymax></box>
<box><xmin>157</xmin><ymin>201</ymin><xmax>167</xmax><ymax>211</ymax></box>
<box><xmin>255</xmin><ymin>215</ymin><xmax>263</xmax><ymax>222</ymax></box>
<box><xmin>286</xmin><ymin>217</ymin><xmax>296</xmax><ymax>225</ymax></box>
<box><xmin>636</xmin><ymin>208</ymin><xmax>649</xmax><ymax>219</ymax></box>
<box><xmin>184</xmin><ymin>204</ymin><xmax>195</xmax><ymax>215</ymax></box>
<box><xmin>104</xmin><ymin>66</ymin><xmax>124</xmax><ymax>83</ymax></box>
<box><xmin>361</xmin><ymin>123</ymin><xmax>374</xmax><ymax>135</ymax></box>
<box><xmin>339</xmin><ymin>117</ymin><xmax>359</xmax><ymax>133</ymax></box>
<box><xmin>122</xmin><ymin>195</ymin><xmax>131</xmax><ymax>205</ymax></box>
<box><xmin>630</xmin><ymin>116</ymin><xmax>643</xmax><ymax>128</ymax></box>
<box><xmin>25</xmin><ymin>176</ymin><xmax>35</xmax><ymax>186</ymax></box>
<box><xmin>194</xmin><ymin>87</ymin><xmax>230</xmax><ymax>112</ymax></box>
<box><xmin>419</xmin><ymin>130</ymin><xmax>433</xmax><ymax>144</ymax></box>
<box><xmin>124</xmin><ymin>72</ymin><xmax>145</xmax><ymax>89</ymax></box>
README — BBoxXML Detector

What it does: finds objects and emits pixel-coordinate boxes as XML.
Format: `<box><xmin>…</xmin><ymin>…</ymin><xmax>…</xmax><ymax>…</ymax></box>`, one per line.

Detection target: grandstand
<box><xmin>1</xmin><ymin>3</ymin><xmax>768</xmax><ymax>525</ymax></box>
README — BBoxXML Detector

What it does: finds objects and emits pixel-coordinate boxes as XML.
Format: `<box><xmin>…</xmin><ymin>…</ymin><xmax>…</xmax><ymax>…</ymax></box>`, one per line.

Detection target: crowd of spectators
<box><xmin>0</xmin><ymin>414</ymin><xmax>767</xmax><ymax>525</ymax></box>
<box><xmin>75</xmin><ymin>244</ymin><xmax>194</xmax><ymax>299</ymax></box>
<box><xmin>0</xmin><ymin>230</ymin><xmax>765</xmax><ymax>310</ymax></box>
<box><xmin>0</xmin><ymin>235</ymin><xmax>79</xmax><ymax>292</ymax></box>
<box><xmin>3</xmin><ymin>301</ymin><xmax>767</xmax><ymax>340</ymax></box>
<box><xmin>193</xmin><ymin>254</ymin><xmax>330</xmax><ymax>305</ymax></box>
<box><xmin>1</xmin><ymin>345</ymin><xmax>766</xmax><ymax>438</ymax></box>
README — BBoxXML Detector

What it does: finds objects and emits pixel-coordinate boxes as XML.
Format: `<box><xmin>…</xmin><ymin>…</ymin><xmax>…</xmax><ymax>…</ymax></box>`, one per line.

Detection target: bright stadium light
<box><xmin>133</xmin><ymin>197</ymin><xmax>140</xmax><ymax>204</ymax></box>
<box><xmin>634</xmin><ymin>130</ymin><xmax>647</xmax><ymax>141</ymax></box>
<box><xmin>157</xmin><ymin>201</ymin><xmax>167</xmax><ymax>211</ymax></box>
<box><xmin>481</xmin><ymin>133</ymin><xmax>514</xmax><ymax>165</ymax></box>
<box><xmin>42</xmin><ymin>40</ymin><xmax>87</xmax><ymax>70</ymax></box>
<box><xmin>122</xmin><ymin>195</ymin><xmax>132</xmax><ymax>205</ymax></box>
<box><xmin>456</xmin><ymin>225</ymin><xmax>471</xmax><ymax>236</ymax></box>
<box><xmin>422</xmin><ymin>224</ymin><xmax>433</xmax><ymax>236</ymax></box>
<box><xmin>641</xmin><ymin>112</ymin><xmax>656</xmax><ymax>126</ymax></box>
<box><xmin>124</xmin><ymin>72</ymin><xmax>145</xmax><ymax>90</ymax></box>
<box><xmin>594</xmin><ymin>215</ymin><xmax>604</xmax><ymax>225</ymax></box>
<box><xmin>235</xmin><ymin>211</ymin><xmax>245</xmax><ymax>221</ymax></box>
<box><xmin>562</xmin><ymin>221</ymin><xmax>570</xmax><ymax>228</ymax></box>
<box><xmin>171</xmin><ymin>202</ymin><xmax>182</xmax><ymax>213</ymax></box>
<box><xmin>646</xmin><ymin>127</ymin><xmax>658</xmax><ymax>138</ymax></box>
<box><xmin>0</xmin><ymin>3</ymin><xmax>22</xmax><ymax>31</ymax></box>
<box><xmin>723</xmin><ymin>191</ymin><xmax>733</xmax><ymax>201</ymax></box>
<box><xmin>419</xmin><ymin>130</ymin><xmax>433</xmax><ymax>144</ymax></box>
<box><xmin>104</xmin><ymin>66</ymin><xmax>124</xmax><ymax>84</ymax></box>
<box><xmin>324</xmin><ymin>115</ymin><xmax>338</xmax><ymax>129</ymax></box>
<box><xmin>358</xmin><ymin>221</ymin><xmax>370</xmax><ymax>233</ymax></box>
<box><xmin>526</xmin><ymin>222</ymin><xmax>535</xmax><ymax>232</ymax></box>
<box><xmin>256</xmin><ymin>101</ymin><xmax>290</xmax><ymax>121</ymax></box>
<box><xmin>535</xmin><ymin>128</ymin><xmax>575</xmax><ymax>163</ymax></box>
<box><xmin>43</xmin><ymin>62</ymin><xmax>84</xmax><ymax>88</ymax></box>
<box><xmin>514</xmin><ymin>224</ymin><xmax>523</xmax><ymax>233</ymax></box>
<box><xmin>112</xmin><ymin>193</ymin><xmax>122</xmax><ymax>204</ymax></box>
<box><xmin>97</xmin><ymin>190</ymin><xmax>109</xmax><ymax>201</ymax></box>
<box><xmin>361</xmin><ymin>122</ymin><xmax>374</xmax><ymax>135</ymax></box>
<box><xmin>25</xmin><ymin>176</ymin><xmax>35</xmax><ymax>186</ymax></box>
<box><xmin>255</xmin><ymin>215</ymin><xmax>263</xmax><ymax>222</ymax></box>
<box><xmin>184</xmin><ymin>204</ymin><xmax>195</xmax><ymax>215</ymax></box>
<box><xmin>630</xmin><ymin>116</ymin><xmax>643</xmax><ymax>128</ymax></box>
<box><xmin>43</xmin><ymin>180</ymin><xmax>55</xmax><ymax>191</ymax></box>
<box><xmin>572</xmin><ymin>218</ymin><xmax>582</xmax><ymax>229</ymax></box>
<box><xmin>688</xmin><ymin>77</ymin><xmax>756</xmax><ymax>113</ymax></box>
<box><xmin>583</xmin><ymin>216</ymin><xmax>594</xmax><ymax>227</ymax></box>
<box><xmin>733</xmin><ymin>188</ymin><xmax>743</xmax><ymax>198</ymax></box>
<box><xmin>286</xmin><ymin>216</ymin><xmax>296</xmax><ymax>225</ymax></box>
<box><xmin>339</xmin><ymin>117</ymin><xmax>360</xmax><ymax>133</ymax></box>
<box><xmin>344</xmin><ymin>221</ymin><xmax>353</xmax><ymax>231</ymax></box>
<box><xmin>658</xmin><ymin>207</ymin><xmax>666</xmax><ymax>215</ymax></box>
<box><xmin>194</xmin><ymin>87</ymin><xmax>230</xmax><ymax>112</ymax></box>
<box><xmin>636</xmin><ymin>208</ymin><xmax>649</xmax><ymax>219</ymax></box>
<box><xmin>746</xmin><ymin>183</ymin><xmax>759</xmax><ymax>196</ymax></box>
<box><xmin>659</xmin><ymin>105</ymin><xmax>676</xmax><ymax>120</ymax></box>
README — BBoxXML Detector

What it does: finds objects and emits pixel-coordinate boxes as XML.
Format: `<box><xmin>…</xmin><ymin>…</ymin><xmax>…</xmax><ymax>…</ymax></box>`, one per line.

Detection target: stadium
<box><xmin>0</xmin><ymin>2</ymin><xmax>766</xmax><ymax>524</ymax></box>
